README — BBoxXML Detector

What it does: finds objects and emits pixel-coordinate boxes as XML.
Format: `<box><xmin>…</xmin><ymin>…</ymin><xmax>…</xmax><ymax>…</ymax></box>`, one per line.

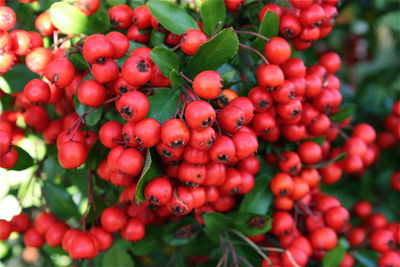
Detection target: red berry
<box><xmin>180</xmin><ymin>29</ymin><xmax>208</xmax><ymax>55</ymax></box>
<box><xmin>83</xmin><ymin>34</ymin><xmax>114</xmax><ymax>64</ymax></box>
<box><xmin>101</xmin><ymin>207</ymin><xmax>127</xmax><ymax>233</ymax></box>
<box><xmin>144</xmin><ymin>177</ymin><xmax>172</xmax><ymax>205</ymax></box>
<box><xmin>193</xmin><ymin>70</ymin><xmax>222</xmax><ymax>99</ymax></box>
<box><xmin>77</xmin><ymin>80</ymin><xmax>106</xmax><ymax>107</ymax></box>
<box><xmin>264</xmin><ymin>37</ymin><xmax>291</xmax><ymax>65</ymax></box>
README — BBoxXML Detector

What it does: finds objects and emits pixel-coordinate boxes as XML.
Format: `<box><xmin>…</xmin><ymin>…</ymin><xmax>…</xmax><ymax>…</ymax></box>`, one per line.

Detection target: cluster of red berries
<box><xmin>259</xmin><ymin>0</ymin><xmax>339</xmax><ymax>51</ymax></box>
<box><xmin>348</xmin><ymin>201</ymin><xmax>400</xmax><ymax>267</ymax></box>
<box><xmin>0</xmin><ymin>211</ymin><xmax>115</xmax><ymax>260</ymax></box>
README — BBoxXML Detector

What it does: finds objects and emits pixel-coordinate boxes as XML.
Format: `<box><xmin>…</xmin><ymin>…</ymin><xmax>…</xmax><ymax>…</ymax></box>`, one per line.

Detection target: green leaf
<box><xmin>353</xmin><ymin>249</ymin><xmax>379</xmax><ymax>267</ymax></box>
<box><xmin>150</xmin><ymin>30</ymin><xmax>167</xmax><ymax>47</ymax></box>
<box><xmin>170</xmin><ymin>69</ymin><xmax>184</xmax><ymax>90</ymax></box>
<box><xmin>203</xmin><ymin>212</ymin><xmax>232</xmax><ymax>242</ymax></box>
<box><xmin>50</xmin><ymin>2</ymin><xmax>89</xmax><ymax>35</ymax></box>
<box><xmin>240</xmin><ymin>178</ymin><xmax>273</xmax><ymax>215</ymax></box>
<box><xmin>380</xmin><ymin>11</ymin><xmax>400</xmax><ymax>31</ymax></box>
<box><xmin>322</xmin><ymin>243</ymin><xmax>346</xmax><ymax>267</ymax></box>
<box><xmin>63</xmin><ymin>169</ymin><xmax>88</xmax><ymax>196</ymax></box>
<box><xmin>231</xmin><ymin>212</ymin><xmax>272</xmax><ymax>236</ymax></box>
<box><xmin>106</xmin><ymin>0</ymin><xmax>126</xmax><ymax>6</ymax></box>
<box><xmin>129</xmin><ymin>226</ymin><xmax>162</xmax><ymax>255</ymax></box>
<box><xmin>200</xmin><ymin>0</ymin><xmax>226</xmax><ymax>36</ymax></box>
<box><xmin>73</xmin><ymin>94</ymin><xmax>103</xmax><ymax>126</ymax></box>
<box><xmin>147</xmin><ymin>89</ymin><xmax>180</xmax><ymax>123</ymax></box>
<box><xmin>162</xmin><ymin>218</ymin><xmax>201</xmax><ymax>246</ymax></box>
<box><xmin>86</xmin><ymin>9</ymin><xmax>111</xmax><ymax>34</ymax></box>
<box><xmin>252</xmin><ymin>11</ymin><xmax>279</xmax><ymax>52</ymax></box>
<box><xmin>42</xmin><ymin>157</ymin><xmax>64</xmax><ymax>180</ymax></box>
<box><xmin>150</xmin><ymin>47</ymin><xmax>180</xmax><ymax>77</ymax></box>
<box><xmin>42</xmin><ymin>181</ymin><xmax>79</xmax><ymax>221</ymax></box>
<box><xmin>135</xmin><ymin>149</ymin><xmax>162</xmax><ymax>202</ymax></box>
<box><xmin>147</xmin><ymin>0</ymin><xmax>199</xmax><ymax>35</ymax></box>
<box><xmin>310</xmin><ymin>152</ymin><xmax>347</xmax><ymax>169</ymax></box>
<box><xmin>102</xmin><ymin>241</ymin><xmax>134</xmax><ymax>267</ymax></box>
<box><xmin>69</xmin><ymin>53</ymin><xmax>87</xmax><ymax>70</ymax></box>
<box><xmin>330</xmin><ymin>105</ymin><xmax>356</xmax><ymax>122</ymax></box>
<box><xmin>2</xmin><ymin>64</ymin><xmax>38</xmax><ymax>93</ymax></box>
<box><xmin>10</xmin><ymin>146</ymin><xmax>34</xmax><ymax>171</ymax></box>
<box><xmin>187</xmin><ymin>28</ymin><xmax>239</xmax><ymax>77</ymax></box>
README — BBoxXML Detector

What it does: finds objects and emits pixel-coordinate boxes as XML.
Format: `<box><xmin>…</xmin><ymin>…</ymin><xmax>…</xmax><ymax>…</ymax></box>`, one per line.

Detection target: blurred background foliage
<box><xmin>0</xmin><ymin>0</ymin><xmax>399</xmax><ymax>266</ymax></box>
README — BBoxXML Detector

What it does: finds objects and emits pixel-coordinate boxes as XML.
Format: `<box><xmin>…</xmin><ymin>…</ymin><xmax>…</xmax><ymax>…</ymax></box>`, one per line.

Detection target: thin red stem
<box><xmin>235</xmin><ymin>30</ymin><xmax>270</xmax><ymax>42</ymax></box>
<box><xmin>239</xmin><ymin>43</ymin><xmax>269</xmax><ymax>64</ymax></box>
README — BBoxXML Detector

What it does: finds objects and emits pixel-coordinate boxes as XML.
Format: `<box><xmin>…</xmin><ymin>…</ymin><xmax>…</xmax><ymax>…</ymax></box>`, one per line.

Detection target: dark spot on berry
<box><xmin>201</xmin><ymin>117</ymin><xmax>213</xmax><ymax>128</ymax></box>
<box><xmin>236</xmin><ymin>117</ymin><xmax>244</xmax><ymax>129</ymax></box>
<box><xmin>137</xmin><ymin>60</ymin><xmax>149</xmax><ymax>72</ymax></box>
<box><xmin>121</xmin><ymin>106</ymin><xmax>133</xmax><ymax>119</ymax></box>
<box><xmin>259</xmin><ymin>100</ymin><xmax>268</xmax><ymax>108</ymax></box>
<box><xmin>170</xmin><ymin>139</ymin><xmax>183</xmax><ymax>148</ymax></box>
<box><xmin>162</xmin><ymin>149</ymin><xmax>172</xmax><ymax>158</ymax></box>
<box><xmin>52</xmin><ymin>74</ymin><xmax>59</xmax><ymax>83</ymax></box>
<box><xmin>95</xmin><ymin>57</ymin><xmax>107</xmax><ymax>64</ymax></box>
<box><xmin>279</xmin><ymin>189</ymin><xmax>288</xmax><ymax>196</ymax></box>
<box><xmin>217</xmin><ymin>154</ymin><xmax>228</xmax><ymax>162</ymax></box>
<box><xmin>149</xmin><ymin>195</ymin><xmax>159</xmax><ymax>204</ymax></box>
<box><xmin>119</xmin><ymin>86</ymin><xmax>128</xmax><ymax>94</ymax></box>
<box><xmin>291</xmin><ymin>109</ymin><xmax>301</xmax><ymax>117</ymax></box>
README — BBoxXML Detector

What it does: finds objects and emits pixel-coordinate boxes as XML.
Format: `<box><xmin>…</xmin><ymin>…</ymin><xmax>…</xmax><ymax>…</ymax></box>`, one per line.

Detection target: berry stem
<box><xmin>259</xmin><ymin>247</ymin><xmax>301</xmax><ymax>267</ymax></box>
<box><xmin>239</xmin><ymin>43</ymin><xmax>269</xmax><ymax>65</ymax></box>
<box><xmin>235</xmin><ymin>30</ymin><xmax>270</xmax><ymax>42</ymax></box>
<box><xmin>80</xmin><ymin>170</ymin><xmax>94</xmax><ymax>231</ymax></box>
<box><xmin>228</xmin><ymin>228</ymin><xmax>272</xmax><ymax>265</ymax></box>
<box><xmin>179</xmin><ymin>72</ymin><xmax>193</xmax><ymax>84</ymax></box>
<box><xmin>171</xmin><ymin>43</ymin><xmax>181</xmax><ymax>52</ymax></box>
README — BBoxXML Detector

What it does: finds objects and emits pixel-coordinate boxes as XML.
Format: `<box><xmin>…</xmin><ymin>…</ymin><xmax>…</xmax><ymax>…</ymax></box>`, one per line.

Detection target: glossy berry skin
<box><xmin>9</xmin><ymin>30</ymin><xmax>31</xmax><ymax>55</ymax></box>
<box><xmin>132</xmin><ymin>5</ymin><xmax>152</xmax><ymax>29</ymax></box>
<box><xmin>271</xmin><ymin>212</ymin><xmax>295</xmax><ymax>236</ymax></box>
<box><xmin>106</xmin><ymin>32</ymin><xmax>130</xmax><ymax>59</ymax></box>
<box><xmin>264</xmin><ymin>37</ymin><xmax>291</xmax><ymax>65</ymax></box>
<box><xmin>24</xmin><ymin>228</ymin><xmax>45</xmax><ymax>247</ymax></box>
<box><xmin>167</xmin><ymin>186</ymin><xmax>194</xmax><ymax>216</ymax></box>
<box><xmin>121</xmin><ymin>56</ymin><xmax>152</xmax><ymax>86</ymax></box>
<box><xmin>300</xmin><ymin>4</ymin><xmax>326</xmax><ymax>28</ymax></box>
<box><xmin>68</xmin><ymin>232</ymin><xmax>99</xmax><ymax>259</ymax></box>
<box><xmin>218</xmin><ymin>105</ymin><xmax>245</xmax><ymax>133</ymax></box>
<box><xmin>117</xmin><ymin>91</ymin><xmax>150</xmax><ymax>122</ymax></box>
<box><xmin>184</xmin><ymin>146</ymin><xmax>210</xmax><ymax>165</ymax></box>
<box><xmin>77</xmin><ymin>80</ymin><xmax>106</xmax><ymax>107</ymax></box>
<box><xmin>101</xmin><ymin>207</ymin><xmax>127</xmax><ymax>233</ymax></box>
<box><xmin>121</xmin><ymin>218</ymin><xmax>146</xmax><ymax>241</ymax></box>
<box><xmin>92</xmin><ymin>59</ymin><xmax>120</xmax><ymax>83</ymax></box>
<box><xmin>131</xmin><ymin>118</ymin><xmax>161</xmax><ymax>147</ymax></box>
<box><xmin>22</xmin><ymin>79</ymin><xmax>50</xmax><ymax>104</ymax></box>
<box><xmin>58</xmin><ymin>141</ymin><xmax>87</xmax><ymax>169</ymax></box>
<box><xmin>45</xmin><ymin>222</ymin><xmax>69</xmax><ymax>247</ymax></box>
<box><xmin>108</xmin><ymin>4</ymin><xmax>132</xmax><ymax>29</ymax></box>
<box><xmin>193</xmin><ymin>71</ymin><xmax>222</xmax><ymax>99</ymax></box>
<box><xmin>378</xmin><ymin>251</ymin><xmax>400</xmax><ymax>267</ymax></box>
<box><xmin>319</xmin><ymin>52</ymin><xmax>341</xmax><ymax>74</ymax></box>
<box><xmin>232</xmin><ymin>131</ymin><xmax>258</xmax><ymax>160</ymax></box>
<box><xmin>185</xmin><ymin>100</ymin><xmax>216</xmax><ymax>129</ymax></box>
<box><xmin>0</xmin><ymin>147</ymin><xmax>18</xmax><ymax>169</ymax></box>
<box><xmin>99</xmin><ymin>121</ymin><xmax>122</xmax><ymax>148</ymax></box>
<box><xmin>324</xmin><ymin>206</ymin><xmax>349</xmax><ymax>231</ymax></box>
<box><xmin>26</xmin><ymin>47</ymin><xmax>53</xmax><ymax>75</ymax></box>
<box><xmin>10</xmin><ymin>213</ymin><xmax>31</xmax><ymax>233</ymax></box>
<box><xmin>161</xmin><ymin>119</ymin><xmax>190</xmax><ymax>148</ymax></box>
<box><xmin>77</xmin><ymin>0</ymin><xmax>100</xmax><ymax>15</ymax></box>
<box><xmin>209</xmin><ymin>135</ymin><xmax>236</xmax><ymax>164</ymax></box>
<box><xmin>83</xmin><ymin>34</ymin><xmax>114</xmax><ymax>64</ymax></box>
<box><xmin>0</xmin><ymin>6</ymin><xmax>17</xmax><ymax>31</ymax></box>
<box><xmin>298</xmin><ymin>141</ymin><xmax>322</xmax><ymax>165</ymax></box>
<box><xmin>180</xmin><ymin>29</ymin><xmax>208</xmax><ymax>55</ymax></box>
<box><xmin>270</xmin><ymin>173</ymin><xmax>294</xmax><ymax>197</ymax></box>
<box><xmin>0</xmin><ymin>220</ymin><xmax>11</xmax><ymax>241</ymax></box>
<box><xmin>34</xmin><ymin>212</ymin><xmax>58</xmax><ymax>235</ymax></box>
<box><xmin>89</xmin><ymin>227</ymin><xmax>113</xmax><ymax>251</ymax></box>
<box><xmin>116</xmin><ymin>148</ymin><xmax>144</xmax><ymax>176</ymax></box>
<box><xmin>189</xmin><ymin>127</ymin><xmax>216</xmax><ymax>151</ymax></box>
<box><xmin>280</xmin><ymin>13</ymin><xmax>302</xmax><ymax>38</ymax></box>
<box><xmin>44</xmin><ymin>58</ymin><xmax>76</xmax><ymax>88</ymax></box>
<box><xmin>144</xmin><ymin>177</ymin><xmax>172</xmax><ymax>205</ymax></box>
<box><xmin>256</xmin><ymin>63</ymin><xmax>285</xmax><ymax>89</ymax></box>
<box><xmin>370</xmin><ymin>230</ymin><xmax>395</xmax><ymax>252</ymax></box>
<box><xmin>310</xmin><ymin>227</ymin><xmax>337</xmax><ymax>250</ymax></box>
<box><xmin>178</xmin><ymin>161</ymin><xmax>206</xmax><ymax>185</ymax></box>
